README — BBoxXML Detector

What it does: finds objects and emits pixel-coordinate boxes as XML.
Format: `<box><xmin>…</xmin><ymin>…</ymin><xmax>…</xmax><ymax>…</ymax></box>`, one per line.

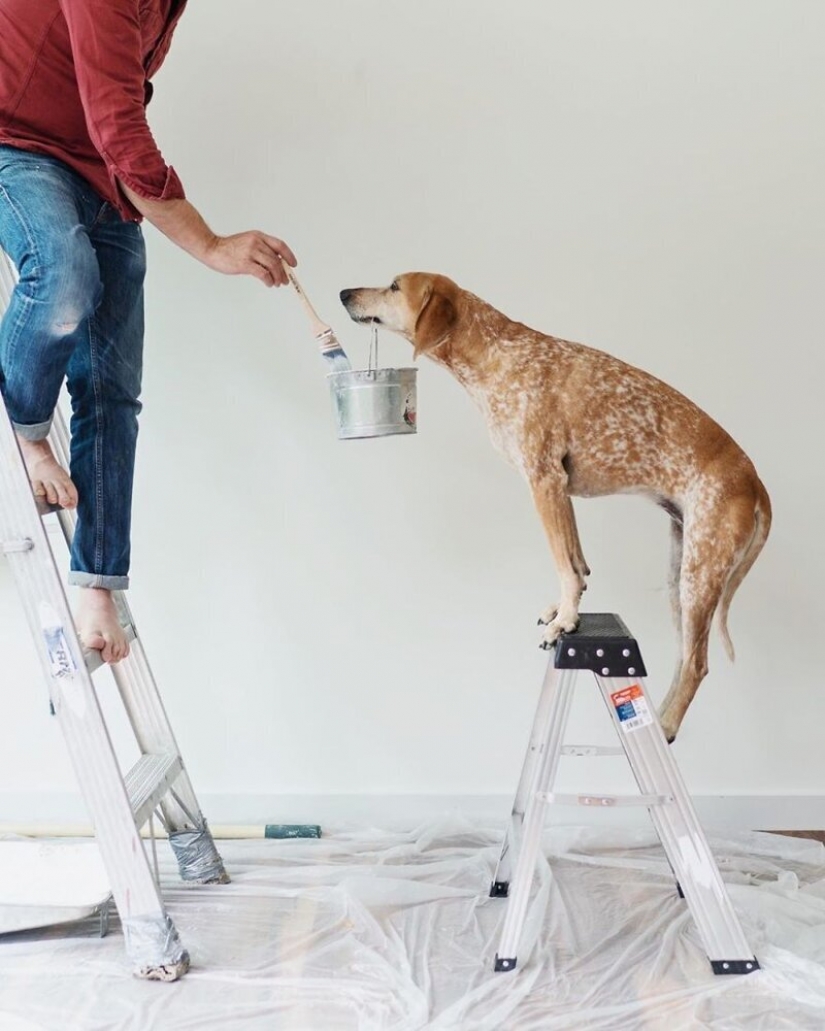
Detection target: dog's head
<box><xmin>340</xmin><ymin>273</ymin><xmax>458</xmax><ymax>360</ymax></box>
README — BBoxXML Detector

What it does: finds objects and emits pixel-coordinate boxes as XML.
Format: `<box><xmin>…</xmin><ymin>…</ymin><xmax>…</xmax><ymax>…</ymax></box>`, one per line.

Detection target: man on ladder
<box><xmin>0</xmin><ymin>0</ymin><xmax>297</xmax><ymax>663</ymax></box>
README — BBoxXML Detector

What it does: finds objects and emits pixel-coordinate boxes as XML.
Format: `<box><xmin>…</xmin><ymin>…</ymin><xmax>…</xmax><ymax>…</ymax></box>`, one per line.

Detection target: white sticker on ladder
<box><xmin>609</xmin><ymin>683</ymin><xmax>653</xmax><ymax>732</ymax></box>
<box><xmin>38</xmin><ymin>603</ymin><xmax>85</xmax><ymax>715</ymax></box>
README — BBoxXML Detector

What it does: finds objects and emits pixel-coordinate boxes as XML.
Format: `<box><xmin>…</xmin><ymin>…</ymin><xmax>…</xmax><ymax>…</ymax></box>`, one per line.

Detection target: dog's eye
<box><xmin>390</xmin><ymin>281</ymin><xmax>400</xmax><ymax>292</ymax></box>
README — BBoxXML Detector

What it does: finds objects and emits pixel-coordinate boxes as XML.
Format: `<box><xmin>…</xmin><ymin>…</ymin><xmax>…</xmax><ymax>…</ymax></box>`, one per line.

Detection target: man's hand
<box><xmin>118</xmin><ymin>183</ymin><xmax>297</xmax><ymax>286</ymax></box>
<box><xmin>201</xmin><ymin>232</ymin><xmax>296</xmax><ymax>286</ymax></box>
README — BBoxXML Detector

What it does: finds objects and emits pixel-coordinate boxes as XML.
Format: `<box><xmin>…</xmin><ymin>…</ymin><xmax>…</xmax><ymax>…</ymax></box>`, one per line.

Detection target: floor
<box><xmin>1</xmin><ymin>820</ymin><xmax>824</xmax><ymax>1031</ymax></box>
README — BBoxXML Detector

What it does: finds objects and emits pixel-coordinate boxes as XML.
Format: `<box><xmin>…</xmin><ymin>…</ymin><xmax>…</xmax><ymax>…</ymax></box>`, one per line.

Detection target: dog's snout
<box><xmin>340</xmin><ymin>288</ymin><xmax>355</xmax><ymax>306</ymax></box>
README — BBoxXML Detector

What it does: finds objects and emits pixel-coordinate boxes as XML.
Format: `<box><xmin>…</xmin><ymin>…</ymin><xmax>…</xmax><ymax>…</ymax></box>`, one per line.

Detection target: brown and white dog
<box><xmin>340</xmin><ymin>274</ymin><xmax>771</xmax><ymax>741</ymax></box>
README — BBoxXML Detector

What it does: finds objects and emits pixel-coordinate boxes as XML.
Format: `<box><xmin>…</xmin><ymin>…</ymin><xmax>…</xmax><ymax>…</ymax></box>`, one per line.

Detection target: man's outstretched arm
<box><xmin>120</xmin><ymin>186</ymin><xmax>296</xmax><ymax>287</ymax></box>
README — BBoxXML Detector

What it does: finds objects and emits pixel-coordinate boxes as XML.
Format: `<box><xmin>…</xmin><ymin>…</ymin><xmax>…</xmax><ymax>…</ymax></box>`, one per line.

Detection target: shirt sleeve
<box><xmin>58</xmin><ymin>0</ymin><xmax>185</xmax><ymax>212</ymax></box>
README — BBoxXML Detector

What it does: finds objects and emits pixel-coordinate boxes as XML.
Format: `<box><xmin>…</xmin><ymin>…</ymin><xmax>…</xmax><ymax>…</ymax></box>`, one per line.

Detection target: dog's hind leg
<box><xmin>659</xmin><ymin>495</ymin><xmax>757</xmax><ymax>741</ymax></box>
<box><xmin>657</xmin><ymin>517</ymin><xmax>685</xmax><ymax>728</ymax></box>
<box><xmin>531</xmin><ymin>471</ymin><xmax>588</xmax><ymax>647</ymax></box>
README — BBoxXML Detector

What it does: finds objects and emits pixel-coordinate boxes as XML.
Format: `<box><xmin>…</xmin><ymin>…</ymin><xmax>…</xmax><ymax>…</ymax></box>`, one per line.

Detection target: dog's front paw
<box><xmin>537</xmin><ymin>603</ymin><xmax>559</xmax><ymax>627</ymax></box>
<box><xmin>538</xmin><ymin>612</ymin><xmax>580</xmax><ymax>650</ymax></box>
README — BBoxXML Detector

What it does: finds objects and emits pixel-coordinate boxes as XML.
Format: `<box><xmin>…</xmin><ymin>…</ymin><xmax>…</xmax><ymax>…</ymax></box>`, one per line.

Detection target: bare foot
<box><xmin>17</xmin><ymin>436</ymin><xmax>78</xmax><ymax>509</ymax></box>
<box><xmin>75</xmin><ymin>588</ymin><xmax>130</xmax><ymax>664</ymax></box>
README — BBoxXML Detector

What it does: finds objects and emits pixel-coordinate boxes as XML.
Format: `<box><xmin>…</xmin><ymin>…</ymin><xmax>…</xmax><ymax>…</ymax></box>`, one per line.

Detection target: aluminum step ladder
<box><xmin>490</xmin><ymin>612</ymin><xmax>759</xmax><ymax>977</ymax></box>
<box><xmin>0</xmin><ymin>250</ymin><xmax>228</xmax><ymax>981</ymax></box>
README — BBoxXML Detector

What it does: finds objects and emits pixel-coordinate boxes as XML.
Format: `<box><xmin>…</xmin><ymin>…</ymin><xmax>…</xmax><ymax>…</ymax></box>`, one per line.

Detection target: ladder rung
<box><xmin>125</xmin><ymin>753</ymin><xmax>183</xmax><ymax>828</ymax></box>
<box><xmin>84</xmin><ymin>624</ymin><xmax>137</xmax><ymax>674</ymax></box>
<box><xmin>537</xmin><ymin>792</ymin><xmax>674</xmax><ymax>808</ymax></box>
<box><xmin>35</xmin><ymin>497</ymin><xmax>62</xmax><ymax>518</ymax></box>
<box><xmin>561</xmin><ymin>745</ymin><xmax>625</xmax><ymax>757</ymax></box>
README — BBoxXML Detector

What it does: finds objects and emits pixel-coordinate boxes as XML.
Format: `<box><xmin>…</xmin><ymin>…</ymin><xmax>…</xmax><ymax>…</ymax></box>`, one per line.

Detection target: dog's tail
<box><xmin>717</xmin><ymin>477</ymin><xmax>772</xmax><ymax>661</ymax></box>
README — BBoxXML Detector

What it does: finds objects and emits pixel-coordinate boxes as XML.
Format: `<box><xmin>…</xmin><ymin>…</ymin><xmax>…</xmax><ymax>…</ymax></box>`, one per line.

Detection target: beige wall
<box><xmin>1</xmin><ymin>1</ymin><xmax>822</xmax><ymax>826</ymax></box>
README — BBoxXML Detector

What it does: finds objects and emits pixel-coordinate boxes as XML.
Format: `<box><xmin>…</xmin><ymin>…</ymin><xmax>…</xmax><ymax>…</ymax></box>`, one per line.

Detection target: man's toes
<box><xmin>106</xmin><ymin>635</ymin><xmax>129</xmax><ymax>664</ymax></box>
<box><xmin>57</xmin><ymin>483</ymin><xmax>77</xmax><ymax>509</ymax></box>
<box><xmin>84</xmin><ymin>631</ymin><xmax>106</xmax><ymax>653</ymax></box>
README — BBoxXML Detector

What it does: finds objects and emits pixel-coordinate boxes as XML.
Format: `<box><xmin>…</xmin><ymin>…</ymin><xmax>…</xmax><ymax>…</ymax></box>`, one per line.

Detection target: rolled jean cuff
<box><xmin>68</xmin><ymin>572</ymin><xmax>130</xmax><ymax>591</ymax></box>
<box><xmin>12</xmin><ymin>417</ymin><xmax>53</xmax><ymax>441</ymax></box>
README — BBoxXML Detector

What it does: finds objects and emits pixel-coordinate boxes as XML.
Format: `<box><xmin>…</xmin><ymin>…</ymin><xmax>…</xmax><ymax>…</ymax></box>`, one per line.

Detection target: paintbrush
<box><xmin>281</xmin><ymin>260</ymin><xmax>352</xmax><ymax>373</ymax></box>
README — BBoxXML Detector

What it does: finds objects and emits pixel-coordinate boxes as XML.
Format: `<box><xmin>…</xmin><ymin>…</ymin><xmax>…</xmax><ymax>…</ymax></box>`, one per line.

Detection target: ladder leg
<box><xmin>0</xmin><ymin>403</ymin><xmax>189</xmax><ymax>978</ymax></box>
<box><xmin>111</xmin><ymin>644</ymin><xmax>229</xmax><ymax>884</ymax></box>
<box><xmin>65</xmin><ymin>703</ymin><xmax>190</xmax><ymax>980</ymax></box>
<box><xmin>494</xmin><ymin>665</ymin><xmax>577</xmax><ymax>972</ymax></box>
<box><xmin>490</xmin><ymin>659</ymin><xmax>563</xmax><ymax>897</ymax></box>
<box><xmin>48</xmin><ymin>411</ymin><xmax>229</xmax><ymax>886</ymax></box>
<box><xmin>594</xmin><ymin>674</ymin><xmax>759</xmax><ymax>975</ymax></box>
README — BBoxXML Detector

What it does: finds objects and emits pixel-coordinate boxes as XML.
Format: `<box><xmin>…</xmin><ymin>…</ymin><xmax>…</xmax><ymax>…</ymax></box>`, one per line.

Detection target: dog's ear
<box><xmin>413</xmin><ymin>286</ymin><xmax>457</xmax><ymax>359</ymax></box>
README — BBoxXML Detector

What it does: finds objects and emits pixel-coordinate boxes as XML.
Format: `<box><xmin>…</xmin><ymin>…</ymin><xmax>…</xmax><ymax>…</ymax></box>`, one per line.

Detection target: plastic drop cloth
<box><xmin>0</xmin><ymin>819</ymin><xmax>824</xmax><ymax>1030</ymax></box>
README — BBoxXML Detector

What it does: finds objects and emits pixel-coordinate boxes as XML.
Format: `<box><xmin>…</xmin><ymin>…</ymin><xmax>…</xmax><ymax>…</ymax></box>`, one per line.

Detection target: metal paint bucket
<box><xmin>327</xmin><ymin>367</ymin><xmax>417</xmax><ymax>440</ymax></box>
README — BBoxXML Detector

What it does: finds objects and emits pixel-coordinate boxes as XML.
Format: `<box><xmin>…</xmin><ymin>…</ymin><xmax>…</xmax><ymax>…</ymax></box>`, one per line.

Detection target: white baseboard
<box><xmin>0</xmin><ymin>793</ymin><xmax>822</xmax><ymax>834</ymax></box>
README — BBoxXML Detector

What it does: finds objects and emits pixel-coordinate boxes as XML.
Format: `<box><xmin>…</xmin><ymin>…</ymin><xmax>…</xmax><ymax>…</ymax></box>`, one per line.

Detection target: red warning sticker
<box><xmin>610</xmin><ymin>684</ymin><xmax>653</xmax><ymax>732</ymax></box>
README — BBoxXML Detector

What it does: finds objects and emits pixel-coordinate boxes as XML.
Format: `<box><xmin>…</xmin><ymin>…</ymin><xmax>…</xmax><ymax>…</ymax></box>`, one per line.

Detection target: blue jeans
<box><xmin>0</xmin><ymin>146</ymin><xmax>145</xmax><ymax>590</ymax></box>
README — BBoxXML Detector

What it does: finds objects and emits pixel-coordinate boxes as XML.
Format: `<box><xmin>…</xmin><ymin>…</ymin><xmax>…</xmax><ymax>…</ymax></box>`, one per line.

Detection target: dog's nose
<box><xmin>340</xmin><ymin>288</ymin><xmax>355</xmax><ymax>305</ymax></box>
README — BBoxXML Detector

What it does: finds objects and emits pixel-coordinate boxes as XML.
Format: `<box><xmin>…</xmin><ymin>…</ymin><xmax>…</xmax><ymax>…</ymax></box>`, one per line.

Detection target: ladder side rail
<box><xmin>492</xmin><ymin>657</ymin><xmax>565</xmax><ymax>893</ymax></box>
<box><xmin>0</xmin><ymin>402</ymin><xmax>172</xmax><ymax>925</ymax></box>
<box><xmin>0</xmin><ymin>247</ymin><xmax>16</xmax><ymax>310</ymax></box>
<box><xmin>49</xmin><ymin>408</ymin><xmax>205</xmax><ymax>835</ymax></box>
<box><xmin>594</xmin><ymin>674</ymin><xmax>756</xmax><ymax>966</ymax></box>
<box><xmin>495</xmin><ymin>664</ymin><xmax>578</xmax><ymax>970</ymax></box>
<box><xmin>51</xmin><ymin>396</ymin><xmax>226</xmax><ymax>880</ymax></box>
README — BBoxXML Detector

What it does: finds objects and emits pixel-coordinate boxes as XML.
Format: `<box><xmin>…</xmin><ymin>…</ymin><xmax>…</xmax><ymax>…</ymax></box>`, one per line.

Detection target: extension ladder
<box><xmin>491</xmin><ymin>613</ymin><xmax>759</xmax><ymax>976</ymax></box>
<box><xmin>0</xmin><ymin>251</ymin><xmax>227</xmax><ymax>980</ymax></box>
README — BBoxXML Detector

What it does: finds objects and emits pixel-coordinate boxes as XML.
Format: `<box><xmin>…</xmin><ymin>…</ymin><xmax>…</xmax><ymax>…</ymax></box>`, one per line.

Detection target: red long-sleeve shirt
<box><xmin>0</xmin><ymin>0</ymin><xmax>187</xmax><ymax>221</ymax></box>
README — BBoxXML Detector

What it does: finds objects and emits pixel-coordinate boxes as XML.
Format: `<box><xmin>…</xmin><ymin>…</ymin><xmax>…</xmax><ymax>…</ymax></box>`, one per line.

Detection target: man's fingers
<box><xmin>252</xmin><ymin>244</ymin><xmax>289</xmax><ymax>285</ymax></box>
<box><xmin>263</xmin><ymin>235</ymin><xmax>297</xmax><ymax>267</ymax></box>
<box><xmin>210</xmin><ymin>232</ymin><xmax>295</xmax><ymax>284</ymax></box>
<box><xmin>247</xmin><ymin>261</ymin><xmax>275</xmax><ymax>287</ymax></box>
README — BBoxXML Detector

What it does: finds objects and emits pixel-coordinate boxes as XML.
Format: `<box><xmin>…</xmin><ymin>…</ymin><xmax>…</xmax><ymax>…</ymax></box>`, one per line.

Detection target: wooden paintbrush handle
<box><xmin>281</xmin><ymin>259</ymin><xmax>331</xmax><ymax>338</ymax></box>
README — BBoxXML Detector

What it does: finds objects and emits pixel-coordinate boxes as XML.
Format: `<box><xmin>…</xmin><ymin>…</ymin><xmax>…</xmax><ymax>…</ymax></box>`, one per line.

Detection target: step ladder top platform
<box><xmin>554</xmin><ymin>613</ymin><xmax>647</xmax><ymax>677</ymax></box>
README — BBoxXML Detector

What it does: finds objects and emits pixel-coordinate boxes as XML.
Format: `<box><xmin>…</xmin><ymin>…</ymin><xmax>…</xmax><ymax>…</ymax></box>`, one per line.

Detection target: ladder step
<box><xmin>538</xmin><ymin>792</ymin><xmax>674</xmax><ymax>808</ymax></box>
<box><xmin>35</xmin><ymin>497</ymin><xmax>63</xmax><ymax>518</ymax></box>
<box><xmin>561</xmin><ymin>745</ymin><xmax>625</xmax><ymax>757</ymax></box>
<box><xmin>84</xmin><ymin>625</ymin><xmax>137</xmax><ymax>674</ymax></box>
<box><xmin>125</xmin><ymin>753</ymin><xmax>183</xmax><ymax>828</ymax></box>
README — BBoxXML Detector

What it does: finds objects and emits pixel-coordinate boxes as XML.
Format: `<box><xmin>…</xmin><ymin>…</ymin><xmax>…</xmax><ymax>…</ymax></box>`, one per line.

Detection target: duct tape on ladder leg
<box><xmin>169</xmin><ymin>823</ymin><xmax>228</xmax><ymax>883</ymax></box>
<box><xmin>122</xmin><ymin>913</ymin><xmax>190</xmax><ymax>980</ymax></box>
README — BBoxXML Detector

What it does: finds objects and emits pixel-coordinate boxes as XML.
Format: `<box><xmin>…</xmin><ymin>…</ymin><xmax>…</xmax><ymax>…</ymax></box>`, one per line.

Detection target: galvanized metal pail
<box><xmin>327</xmin><ymin>367</ymin><xmax>417</xmax><ymax>440</ymax></box>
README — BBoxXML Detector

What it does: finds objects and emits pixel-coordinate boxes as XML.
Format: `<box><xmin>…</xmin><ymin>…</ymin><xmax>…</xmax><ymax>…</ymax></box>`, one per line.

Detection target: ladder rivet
<box><xmin>567</xmin><ymin>647</ymin><xmax>576</xmax><ymax>656</ymax></box>
<box><xmin>622</xmin><ymin>649</ymin><xmax>631</xmax><ymax>657</ymax></box>
<box><xmin>628</xmin><ymin>667</ymin><xmax>636</xmax><ymax>675</ymax></box>
<box><xmin>602</xmin><ymin>667</ymin><xmax>610</xmax><ymax>675</ymax></box>
<box><xmin>596</xmin><ymin>648</ymin><xmax>604</xmax><ymax>657</ymax></box>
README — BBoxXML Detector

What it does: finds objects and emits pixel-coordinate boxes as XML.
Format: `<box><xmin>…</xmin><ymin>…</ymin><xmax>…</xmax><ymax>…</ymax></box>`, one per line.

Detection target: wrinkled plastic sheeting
<box><xmin>0</xmin><ymin>820</ymin><xmax>824</xmax><ymax>1030</ymax></box>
